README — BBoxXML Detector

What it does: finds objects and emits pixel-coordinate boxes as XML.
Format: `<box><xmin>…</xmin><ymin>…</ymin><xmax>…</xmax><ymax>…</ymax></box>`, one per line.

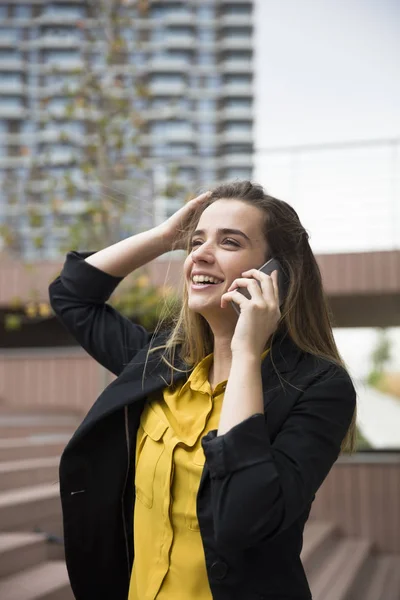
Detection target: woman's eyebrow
<box><xmin>191</xmin><ymin>228</ymin><xmax>251</xmax><ymax>242</ymax></box>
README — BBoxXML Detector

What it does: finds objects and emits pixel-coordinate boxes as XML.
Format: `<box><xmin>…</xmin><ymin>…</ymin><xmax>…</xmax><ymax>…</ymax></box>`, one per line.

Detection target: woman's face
<box><xmin>183</xmin><ymin>199</ymin><xmax>268</xmax><ymax>317</ymax></box>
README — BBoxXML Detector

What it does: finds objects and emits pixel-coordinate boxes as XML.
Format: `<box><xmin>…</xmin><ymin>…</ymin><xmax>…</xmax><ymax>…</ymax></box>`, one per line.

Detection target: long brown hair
<box><xmin>145</xmin><ymin>180</ymin><xmax>357</xmax><ymax>454</ymax></box>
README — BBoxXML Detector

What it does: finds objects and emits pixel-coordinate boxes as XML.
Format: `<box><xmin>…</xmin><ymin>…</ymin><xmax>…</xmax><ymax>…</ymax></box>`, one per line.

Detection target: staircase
<box><xmin>0</xmin><ymin>412</ymin><xmax>78</xmax><ymax>600</ymax></box>
<box><xmin>302</xmin><ymin>519</ymin><xmax>400</xmax><ymax>600</ymax></box>
<box><xmin>0</xmin><ymin>412</ymin><xmax>399</xmax><ymax>599</ymax></box>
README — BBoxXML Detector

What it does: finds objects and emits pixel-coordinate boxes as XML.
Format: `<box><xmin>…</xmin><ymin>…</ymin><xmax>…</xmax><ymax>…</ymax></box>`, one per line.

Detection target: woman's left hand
<box><xmin>221</xmin><ymin>269</ymin><xmax>281</xmax><ymax>356</ymax></box>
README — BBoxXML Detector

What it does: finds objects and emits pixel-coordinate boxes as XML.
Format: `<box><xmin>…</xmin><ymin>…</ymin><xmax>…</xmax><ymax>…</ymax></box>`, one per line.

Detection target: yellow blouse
<box><xmin>128</xmin><ymin>349</ymin><xmax>270</xmax><ymax>600</ymax></box>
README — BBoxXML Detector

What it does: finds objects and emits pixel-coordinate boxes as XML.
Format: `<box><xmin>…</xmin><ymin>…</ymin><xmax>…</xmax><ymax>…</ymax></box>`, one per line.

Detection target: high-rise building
<box><xmin>0</xmin><ymin>0</ymin><xmax>254</xmax><ymax>259</ymax></box>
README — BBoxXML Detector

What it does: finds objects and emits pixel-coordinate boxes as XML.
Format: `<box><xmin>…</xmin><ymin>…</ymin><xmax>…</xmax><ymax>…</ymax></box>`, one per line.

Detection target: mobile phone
<box><xmin>231</xmin><ymin>257</ymin><xmax>288</xmax><ymax>315</ymax></box>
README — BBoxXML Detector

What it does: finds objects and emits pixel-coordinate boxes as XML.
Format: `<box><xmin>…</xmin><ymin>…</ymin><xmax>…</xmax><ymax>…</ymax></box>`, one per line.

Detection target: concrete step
<box><xmin>308</xmin><ymin>537</ymin><xmax>372</xmax><ymax>600</ymax></box>
<box><xmin>352</xmin><ymin>552</ymin><xmax>400</xmax><ymax>600</ymax></box>
<box><xmin>0</xmin><ymin>561</ymin><xmax>74</xmax><ymax>600</ymax></box>
<box><xmin>0</xmin><ymin>426</ymin><xmax>75</xmax><ymax>439</ymax></box>
<box><xmin>0</xmin><ymin>458</ymin><xmax>59</xmax><ymax>491</ymax></box>
<box><xmin>0</xmin><ymin>437</ymin><xmax>69</xmax><ymax>462</ymax></box>
<box><xmin>0</xmin><ymin>483</ymin><xmax>61</xmax><ymax>532</ymax></box>
<box><xmin>301</xmin><ymin>519</ymin><xmax>339</xmax><ymax>576</ymax></box>
<box><xmin>0</xmin><ymin>532</ymin><xmax>48</xmax><ymax>578</ymax></box>
<box><xmin>0</xmin><ymin>414</ymin><xmax>80</xmax><ymax>427</ymax></box>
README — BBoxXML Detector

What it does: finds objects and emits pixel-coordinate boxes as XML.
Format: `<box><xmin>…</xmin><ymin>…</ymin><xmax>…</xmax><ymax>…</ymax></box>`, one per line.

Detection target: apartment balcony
<box><xmin>220</xmin><ymin>106</ymin><xmax>253</xmax><ymax>120</ymax></box>
<box><xmin>219</xmin><ymin>0</ymin><xmax>253</xmax><ymax>4</ymax></box>
<box><xmin>0</xmin><ymin>82</ymin><xmax>26</xmax><ymax>95</ymax></box>
<box><xmin>0</xmin><ymin>106</ymin><xmax>28</xmax><ymax>119</ymax></box>
<box><xmin>220</xmin><ymin>82</ymin><xmax>253</xmax><ymax>96</ymax></box>
<box><xmin>218</xmin><ymin>38</ymin><xmax>252</xmax><ymax>51</ymax></box>
<box><xmin>147</xmin><ymin>57</ymin><xmax>191</xmax><ymax>72</ymax></box>
<box><xmin>32</xmin><ymin>14</ymin><xmax>85</xmax><ymax>26</ymax></box>
<box><xmin>219</xmin><ymin>60</ymin><xmax>252</xmax><ymax>74</ymax></box>
<box><xmin>0</xmin><ymin>38</ymin><xmax>19</xmax><ymax>48</ymax></box>
<box><xmin>142</xmin><ymin>130</ymin><xmax>195</xmax><ymax>145</ymax></box>
<box><xmin>218</xmin><ymin>153</ymin><xmax>253</xmax><ymax>168</ymax></box>
<box><xmin>31</xmin><ymin>60</ymin><xmax>84</xmax><ymax>73</ymax></box>
<box><xmin>0</xmin><ymin>156</ymin><xmax>30</xmax><ymax>168</ymax></box>
<box><xmin>163</xmin><ymin>36</ymin><xmax>197</xmax><ymax>50</ymax></box>
<box><xmin>218</xmin><ymin>130</ymin><xmax>253</xmax><ymax>144</ymax></box>
<box><xmin>1</xmin><ymin>133</ymin><xmax>26</xmax><ymax>145</ymax></box>
<box><xmin>163</xmin><ymin>13</ymin><xmax>196</xmax><ymax>27</ymax></box>
<box><xmin>148</xmin><ymin>81</ymin><xmax>188</xmax><ymax>95</ymax></box>
<box><xmin>0</xmin><ymin>60</ymin><xmax>25</xmax><ymax>71</ymax></box>
<box><xmin>219</xmin><ymin>15</ymin><xmax>253</xmax><ymax>27</ymax></box>
<box><xmin>22</xmin><ymin>36</ymin><xmax>81</xmax><ymax>49</ymax></box>
<box><xmin>142</xmin><ymin>107</ymin><xmax>192</xmax><ymax>121</ymax></box>
<box><xmin>36</xmin><ymin>150</ymin><xmax>78</xmax><ymax>166</ymax></box>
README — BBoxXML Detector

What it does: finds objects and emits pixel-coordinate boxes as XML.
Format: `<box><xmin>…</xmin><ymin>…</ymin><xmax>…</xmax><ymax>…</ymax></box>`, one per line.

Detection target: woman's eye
<box><xmin>190</xmin><ymin>239</ymin><xmax>239</xmax><ymax>247</ymax></box>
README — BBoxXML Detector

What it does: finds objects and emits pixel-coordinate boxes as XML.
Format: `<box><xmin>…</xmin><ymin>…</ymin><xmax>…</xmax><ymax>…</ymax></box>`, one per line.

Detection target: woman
<box><xmin>49</xmin><ymin>180</ymin><xmax>357</xmax><ymax>600</ymax></box>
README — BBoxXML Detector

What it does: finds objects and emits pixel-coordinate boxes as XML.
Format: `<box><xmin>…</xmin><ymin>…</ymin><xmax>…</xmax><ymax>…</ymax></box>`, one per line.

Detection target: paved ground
<box><xmin>355</xmin><ymin>379</ymin><xmax>400</xmax><ymax>448</ymax></box>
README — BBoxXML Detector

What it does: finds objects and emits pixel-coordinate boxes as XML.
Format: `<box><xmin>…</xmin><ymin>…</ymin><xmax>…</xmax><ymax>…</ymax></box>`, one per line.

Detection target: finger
<box><xmin>228</xmin><ymin>277</ymin><xmax>263</xmax><ymax>292</ymax></box>
<box><xmin>240</xmin><ymin>269</ymin><xmax>276</xmax><ymax>300</ymax></box>
<box><xmin>221</xmin><ymin>288</ymin><xmax>248</xmax><ymax>309</ymax></box>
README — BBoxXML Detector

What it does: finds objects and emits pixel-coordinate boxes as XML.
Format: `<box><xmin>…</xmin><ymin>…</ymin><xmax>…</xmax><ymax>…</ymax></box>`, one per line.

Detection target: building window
<box><xmin>197</xmin><ymin>6</ymin><xmax>215</xmax><ymax>20</ymax></box>
<box><xmin>168</xmin><ymin>143</ymin><xmax>194</xmax><ymax>157</ymax></box>
<box><xmin>224</xmin><ymin>98</ymin><xmax>252</xmax><ymax>108</ymax></box>
<box><xmin>198</xmin><ymin>52</ymin><xmax>214</xmax><ymax>65</ymax></box>
<box><xmin>43</xmin><ymin>49</ymin><xmax>81</xmax><ymax>65</ymax></box>
<box><xmin>13</xmin><ymin>4</ymin><xmax>32</xmax><ymax>18</ymax></box>
<box><xmin>221</xmin><ymin>144</ymin><xmax>252</xmax><ymax>154</ymax></box>
<box><xmin>199</xmin><ymin>169</ymin><xmax>216</xmax><ymax>182</ymax></box>
<box><xmin>197</xmin><ymin>99</ymin><xmax>216</xmax><ymax>112</ymax></box>
<box><xmin>0</xmin><ymin>97</ymin><xmax>23</xmax><ymax>109</ymax></box>
<box><xmin>44</xmin><ymin>4</ymin><xmax>86</xmax><ymax>18</ymax></box>
<box><xmin>0</xmin><ymin>72</ymin><xmax>22</xmax><ymax>85</ymax></box>
<box><xmin>222</xmin><ymin>50</ymin><xmax>251</xmax><ymax>62</ymax></box>
<box><xmin>206</xmin><ymin>75</ymin><xmax>220</xmax><ymax>89</ymax></box>
<box><xmin>224</xmin><ymin>168</ymin><xmax>252</xmax><ymax>179</ymax></box>
<box><xmin>177</xmin><ymin>166</ymin><xmax>197</xmax><ymax>182</ymax></box>
<box><xmin>198</xmin><ymin>122</ymin><xmax>216</xmax><ymax>135</ymax></box>
<box><xmin>224</xmin><ymin>74</ymin><xmax>252</xmax><ymax>85</ymax></box>
<box><xmin>198</xmin><ymin>29</ymin><xmax>215</xmax><ymax>42</ymax></box>
<box><xmin>222</xmin><ymin>27</ymin><xmax>252</xmax><ymax>38</ymax></box>
<box><xmin>150</xmin><ymin>3</ymin><xmax>191</xmax><ymax>18</ymax></box>
<box><xmin>150</xmin><ymin>73</ymin><xmax>185</xmax><ymax>85</ymax></box>
<box><xmin>0</xmin><ymin>27</ymin><xmax>21</xmax><ymax>42</ymax></box>
<box><xmin>224</xmin><ymin>121</ymin><xmax>252</xmax><ymax>132</ymax></box>
<box><xmin>0</xmin><ymin>49</ymin><xmax>21</xmax><ymax>61</ymax></box>
<box><xmin>221</xmin><ymin>5</ymin><xmax>252</xmax><ymax>16</ymax></box>
<box><xmin>20</xmin><ymin>121</ymin><xmax>34</xmax><ymax>135</ymax></box>
<box><xmin>167</xmin><ymin>26</ymin><xmax>194</xmax><ymax>38</ymax></box>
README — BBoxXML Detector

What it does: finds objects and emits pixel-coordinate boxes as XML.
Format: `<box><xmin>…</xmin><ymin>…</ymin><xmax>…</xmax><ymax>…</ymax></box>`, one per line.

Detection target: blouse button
<box><xmin>210</xmin><ymin>560</ymin><xmax>229</xmax><ymax>580</ymax></box>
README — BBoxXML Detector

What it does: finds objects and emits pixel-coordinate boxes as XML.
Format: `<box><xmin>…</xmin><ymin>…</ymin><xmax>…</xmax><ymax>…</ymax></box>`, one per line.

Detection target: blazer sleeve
<box><xmin>201</xmin><ymin>365</ymin><xmax>356</xmax><ymax>550</ymax></box>
<box><xmin>48</xmin><ymin>251</ymin><xmax>150</xmax><ymax>376</ymax></box>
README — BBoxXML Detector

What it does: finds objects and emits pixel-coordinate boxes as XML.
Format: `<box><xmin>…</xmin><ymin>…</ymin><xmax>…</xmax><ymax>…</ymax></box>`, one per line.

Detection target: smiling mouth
<box><xmin>191</xmin><ymin>281</ymin><xmax>224</xmax><ymax>289</ymax></box>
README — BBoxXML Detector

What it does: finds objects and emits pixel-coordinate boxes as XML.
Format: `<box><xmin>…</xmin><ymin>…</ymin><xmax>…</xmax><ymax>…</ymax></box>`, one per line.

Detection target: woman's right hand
<box><xmin>159</xmin><ymin>191</ymin><xmax>212</xmax><ymax>251</ymax></box>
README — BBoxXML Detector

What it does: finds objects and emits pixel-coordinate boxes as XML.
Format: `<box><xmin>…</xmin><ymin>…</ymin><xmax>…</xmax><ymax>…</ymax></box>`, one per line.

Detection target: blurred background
<box><xmin>0</xmin><ymin>1</ymin><xmax>399</xmax><ymax>598</ymax></box>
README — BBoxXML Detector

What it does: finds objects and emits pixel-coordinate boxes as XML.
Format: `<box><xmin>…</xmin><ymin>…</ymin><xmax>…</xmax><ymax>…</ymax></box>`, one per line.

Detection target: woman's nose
<box><xmin>191</xmin><ymin>244</ymin><xmax>214</xmax><ymax>263</ymax></box>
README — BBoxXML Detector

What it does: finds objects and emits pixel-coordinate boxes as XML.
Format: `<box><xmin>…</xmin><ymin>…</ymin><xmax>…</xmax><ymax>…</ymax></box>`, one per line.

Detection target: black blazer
<box><xmin>49</xmin><ymin>251</ymin><xmax>356</xmax><ymax>600</ymax></box>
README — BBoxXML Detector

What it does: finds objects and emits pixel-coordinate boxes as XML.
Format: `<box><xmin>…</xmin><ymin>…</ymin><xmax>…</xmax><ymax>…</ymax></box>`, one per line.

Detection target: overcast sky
<box><xmin>253</xmin><ymin>0</ymin><xmax>400</xmax><ymax>147</ymax></box>
<box><xmin>252</xmin><ymin>0</ymin><xmax>400</xmax><ymax>380</ymax></box>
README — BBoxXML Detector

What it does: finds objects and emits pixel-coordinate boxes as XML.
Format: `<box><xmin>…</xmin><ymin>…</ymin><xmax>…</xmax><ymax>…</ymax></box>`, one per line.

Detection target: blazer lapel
<box><xmin>73</xmin><ymin>336</ymin><xmax>191</xmax><ymax>441</ymax></box>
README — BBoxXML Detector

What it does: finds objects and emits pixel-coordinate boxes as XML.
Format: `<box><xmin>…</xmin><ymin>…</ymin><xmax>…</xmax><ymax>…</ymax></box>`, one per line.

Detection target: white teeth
<box><xmin>192</xmin><ymin>275</ymin><xmax>223</xmax><ymax>284</ymax></box>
